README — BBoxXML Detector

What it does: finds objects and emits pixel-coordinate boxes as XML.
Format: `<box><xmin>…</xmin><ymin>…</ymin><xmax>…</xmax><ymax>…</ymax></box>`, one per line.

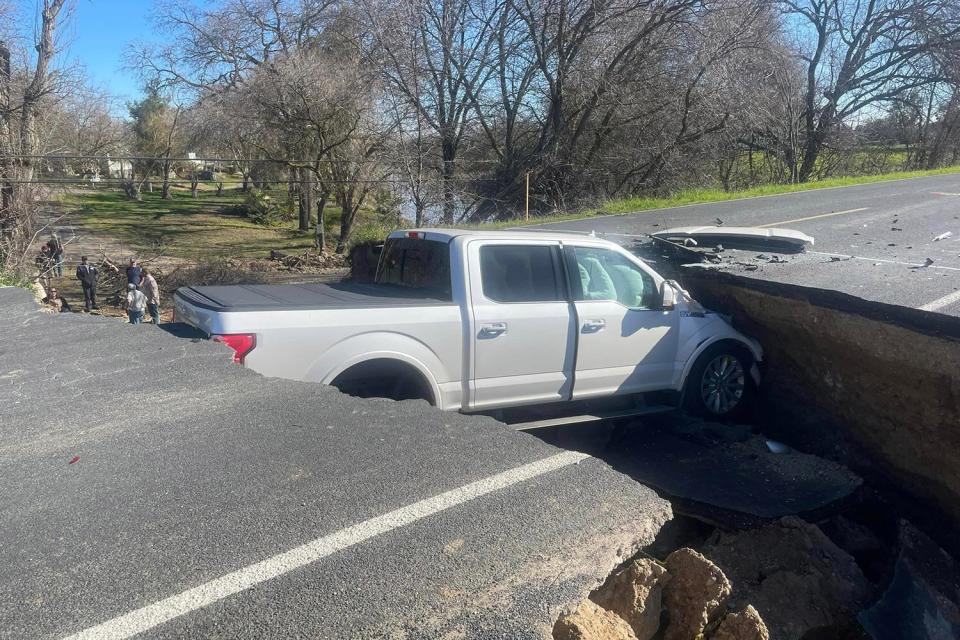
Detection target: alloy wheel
<box><xmin>700</xmin><ymin>354</ymin><xmax>745</xmax><ymax>415</ymax></box>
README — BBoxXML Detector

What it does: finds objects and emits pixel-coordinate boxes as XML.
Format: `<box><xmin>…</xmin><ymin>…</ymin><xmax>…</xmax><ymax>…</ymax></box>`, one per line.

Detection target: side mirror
<box><xmin>661</xmin><ymin>281</ymin><xmax>678</xmax><ymax>310</ymax></box>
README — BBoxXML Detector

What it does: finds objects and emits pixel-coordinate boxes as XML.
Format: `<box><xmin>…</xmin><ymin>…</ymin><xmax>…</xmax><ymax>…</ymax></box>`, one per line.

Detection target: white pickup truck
<box><xmin>174</xmin><ymin>229</ymin><xmax>762</xmax><ymax>420</ymax></box>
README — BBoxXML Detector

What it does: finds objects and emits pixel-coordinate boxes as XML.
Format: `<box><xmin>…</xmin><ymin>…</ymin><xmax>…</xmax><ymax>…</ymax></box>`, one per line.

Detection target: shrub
<box><xmin>0</xmin><ymin>266</ymin><xmax>30</xmax><ymax>288</ymax></box>
<box><xmin>348</xmin><ymin>221</ymin><xmax>392</xmax><ymax>249</ymax></box>
<box><xmin>240</xmin><ymin>188</ymin><xmax>295</xmax><ymax>226</ymax></box>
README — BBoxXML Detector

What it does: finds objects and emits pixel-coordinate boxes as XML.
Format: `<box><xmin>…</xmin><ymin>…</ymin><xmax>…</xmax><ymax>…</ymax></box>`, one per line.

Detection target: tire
<box><xmin>683</xmin><ymin>343</ymin><xmax>754</xmax><ymax>419</ymax></box>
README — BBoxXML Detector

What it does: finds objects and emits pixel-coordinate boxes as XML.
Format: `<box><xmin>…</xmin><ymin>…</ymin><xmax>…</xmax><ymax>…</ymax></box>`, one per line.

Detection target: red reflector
<box><xmin>406</xmin><ymin>231</ymin><xmax>424</xmax><ymax>239</ymax></box>
<box><xmin>212</xmin><ymin>334</ymin><xmax>256</xmax><ymax>364</ymax></box>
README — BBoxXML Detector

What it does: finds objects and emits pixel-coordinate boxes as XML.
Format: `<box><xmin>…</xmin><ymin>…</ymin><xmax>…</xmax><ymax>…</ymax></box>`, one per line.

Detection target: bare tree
<box><xmin>0</xmin><ymin>0</ymin><xmax>74</xmax><ymax>270</ymax></box>
<box><xmin>130</xmin><ymin>0</ymin><xmax>337</xmax><ymax>94</ymax></box>
<box><xmin>239</xmin><ymin>37</ymin><xmax>387</xmax><ymax>251</ymax></box>
<box><xmin>364</xmin><ymin>0</ymin><xmax>496</xmax><ymax>224</ymax></box>
<box><xmin>783</xmin><ymin>0</ymin><xmax>960</xmax><ymax>181</ymax></box>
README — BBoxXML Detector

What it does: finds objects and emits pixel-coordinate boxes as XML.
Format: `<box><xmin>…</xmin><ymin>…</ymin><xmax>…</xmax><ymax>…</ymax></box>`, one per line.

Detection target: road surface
<box><xmin>535</xmin><ymin>173</ymin><xmax>960</xmax><ymax>316</ymax></box>
<box><xmin>0</xmin><ymin>287</ymin><xmax>670</xmax><ymax>640</ymax></box>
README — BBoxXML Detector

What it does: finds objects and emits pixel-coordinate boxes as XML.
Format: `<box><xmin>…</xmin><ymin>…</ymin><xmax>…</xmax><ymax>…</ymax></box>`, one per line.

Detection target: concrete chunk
<box><xmin>663</xmin><ymin>548</ymin><xmax>732</xmax><ymax>640</ymax></box>
<box><xmin>553</xmin><ymin>600</ymin><xmax>638</xmax><ymax>640</ymax></box>
<box><xmin>591</xmin><ymin>558</ymin><xmax>668</xmax><ymax>640</ymax></box>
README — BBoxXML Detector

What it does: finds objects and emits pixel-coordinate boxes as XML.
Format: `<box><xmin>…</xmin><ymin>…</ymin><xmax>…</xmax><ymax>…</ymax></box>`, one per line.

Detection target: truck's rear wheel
<box><xmin>683</xmin><ymin>343</ymin><xmax>754</xmax><ymax>419</ymax></box>
<box><xmin>330</xmin><ymin>359</ymin><xmax>435</xmax><ymax>405</ymax></box>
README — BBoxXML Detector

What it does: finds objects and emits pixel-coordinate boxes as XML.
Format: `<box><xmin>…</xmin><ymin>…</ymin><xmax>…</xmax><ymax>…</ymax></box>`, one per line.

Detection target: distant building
<box><xmin>105</xmin><ymin>156</ymin><xmax>133</xmax><ymax>179</ymax></box>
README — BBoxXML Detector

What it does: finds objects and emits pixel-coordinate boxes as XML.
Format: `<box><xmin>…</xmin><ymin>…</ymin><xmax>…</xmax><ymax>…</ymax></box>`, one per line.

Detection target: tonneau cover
<box><xmin>176</xmin><ymin>282</ymin><xmax>453</xmax><ymax>312</ymax></box>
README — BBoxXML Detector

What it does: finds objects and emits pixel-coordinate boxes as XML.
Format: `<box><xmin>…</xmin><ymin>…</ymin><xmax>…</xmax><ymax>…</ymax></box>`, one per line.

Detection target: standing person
<box><xmin>141</xmin><ymin>268</ymin><xmax>160</xmax><ymax>324</ymax></box>
<box><xmin>35</xmin><ymin>243</ymin><xmax>53</xmax><ymax>293</ymax></box>
<box><xmin>75</xmin><ymin>255</ymin><xmax>99</xmax><ymax>312</ymax></box>
<box><xmin>49</xmin><ymin>232</ymin><xmax>64</xmax><ymax>277</ymax></box>
<box><xmin>126</xmin><ymin>258</ymin><xmax>143</xmax><ymax>287</ymax></box>
<box><xmin>126</xmin><ymin>283</ymin><xmax>147</xmax><ymax>324</ymax></box>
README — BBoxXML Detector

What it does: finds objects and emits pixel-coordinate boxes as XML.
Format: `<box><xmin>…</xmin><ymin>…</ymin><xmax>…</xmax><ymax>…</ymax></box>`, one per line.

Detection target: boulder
<box><xmin>663</xmin><ymin>548</ymin><xmax>732</xmax><ymax>640</ymax></box>
<box><xmin>553</xmin><ymin>599</ymin><xmax>638</xmax><ymax>640</ymax></box>
<box><xmin>591</xmin><ymin>558</ymin><xmax>668</xmax><ymax>640</ymax></box>
<box><xmin>700</xmin><ymin>516</ymin><xmax>870</xmax><ymax>640</ymax></box>
<box><xmin>712</xmin><ymin>605</ymin><xmax>769</xmax><ymax>640</ymax></box>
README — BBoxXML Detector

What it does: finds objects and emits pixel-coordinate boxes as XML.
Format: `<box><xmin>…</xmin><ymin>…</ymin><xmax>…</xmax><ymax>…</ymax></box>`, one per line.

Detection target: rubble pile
<box><xmin>701</xmin><ymin>517</ymin><xmax>871</xmax><ymax>640</ymax></box>
<box><xmin>555</xmin><ymin>511</ymin><xmax>960</xmax><ymax>640</ymax></box>
<box><xmin>554</xmin><ymin>549</ymin><xmax>767</xmax><ymax>640</ymax></box>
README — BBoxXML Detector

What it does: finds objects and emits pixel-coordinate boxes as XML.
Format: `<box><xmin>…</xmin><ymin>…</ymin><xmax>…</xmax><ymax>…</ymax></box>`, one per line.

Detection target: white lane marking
<box><xmin>931</xmin><ymin>192</ymin><xmax>960</xmax><ymax>196</ymax></box>
<box><xmin>807</xmin><ymin>251</ymin><xmax>960</xmax><ymax>272</ymax></box>
<box><xmin>758</xmin><ymin>207</ymin><xmax>868</xmax><ymax>228</ymax></box>
<box><xmin>61</xmin><ymin>451</ymin><xmax>592</xmax><ymax>640</ymax></box>
<box><xmin>920</xmin><ymin>290</ymin><xmax>960</xmax><ymax>312</ymax></box>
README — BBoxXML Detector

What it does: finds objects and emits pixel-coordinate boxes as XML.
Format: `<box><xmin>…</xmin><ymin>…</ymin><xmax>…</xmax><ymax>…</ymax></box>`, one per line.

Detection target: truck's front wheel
<box><xmin>683</xmin><ymin>343</ymin><xmax>754</xmax><ymax>419</ymax></box>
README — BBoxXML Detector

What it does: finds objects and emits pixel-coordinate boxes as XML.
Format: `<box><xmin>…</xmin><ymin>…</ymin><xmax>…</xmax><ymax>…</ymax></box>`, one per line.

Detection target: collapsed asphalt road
<box><xmin>0</xmin><ymin>286</ymin><xmax>671</xmax><ymax>640</ymax></box>
<box><xmin>536</xmin><ymin>173</ymin><xmax>960</xmax><ymax>316</ymax></box>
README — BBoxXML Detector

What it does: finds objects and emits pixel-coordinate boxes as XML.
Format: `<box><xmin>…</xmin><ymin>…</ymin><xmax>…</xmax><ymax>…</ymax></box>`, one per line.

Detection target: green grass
<box><xmin>61</xmin><ymin>187</ymin><xmax>324</xmax><ymax>259</ymax></box>
<box><xmin>505</xmin><ymin>164</ymin><xmax>960</xmax><ymax>227</ymax></box>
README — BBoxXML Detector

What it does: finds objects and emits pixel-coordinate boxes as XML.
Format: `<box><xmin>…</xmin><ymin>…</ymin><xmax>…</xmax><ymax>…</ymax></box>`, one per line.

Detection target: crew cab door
<box><xmin>467</xmin><ymin>240</ymin><xmax>575</xmax><ymax>410</ymax></box>
<box><xmin>566</xmin><ymin>245</ymin><xmax>678</xmax><ymax>399</ymax></box>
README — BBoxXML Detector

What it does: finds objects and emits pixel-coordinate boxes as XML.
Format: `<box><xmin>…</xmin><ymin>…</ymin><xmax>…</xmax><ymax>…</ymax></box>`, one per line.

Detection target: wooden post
<box><xmin>524</xmin><ymin>171</ymin><xmax>530</xmax><ymax>221</ymax></box>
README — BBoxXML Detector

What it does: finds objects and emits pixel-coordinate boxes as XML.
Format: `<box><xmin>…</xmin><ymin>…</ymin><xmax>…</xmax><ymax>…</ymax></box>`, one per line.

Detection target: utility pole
<box><xmin>524</xmin><ymin>171</ymin><xmax>530</xmax><ymax>221</ymax></box>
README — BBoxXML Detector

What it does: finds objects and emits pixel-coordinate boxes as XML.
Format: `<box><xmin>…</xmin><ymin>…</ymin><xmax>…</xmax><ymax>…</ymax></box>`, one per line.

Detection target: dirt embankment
<box><xmin>680</xmin><ymin>269</ymin><xmax>960</xmax><ymax>541</ymax></box>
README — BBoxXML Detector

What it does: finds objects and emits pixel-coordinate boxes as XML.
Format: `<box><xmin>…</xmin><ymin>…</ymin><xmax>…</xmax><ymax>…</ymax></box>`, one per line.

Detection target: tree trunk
<box><xmin>161</xmin><ymin>160</ymin><xmax>172</xmax><ymax>199</ymax></box>
<box><xmin>298</xmin><ymin>168</ymin><xmax>312</xmax><ymax>232</ymax></box>
<box><xmin>415</xmin><ymin>199</ymin><xmax>425</xmax><ymax>227</ymax></box>
<box><xmin>242</xmin><ymin>172</ymin><xmax>250</xmax><ymax>192</ymax></box>
<box><xmin>316</xmin><ymin>188</ymin><xmax>329</xmax><ymax>252</ymax></box>
<box><xmin>216</xmin><ymin>181</ymin><xmax>223</xmax><ymax>196</ymax></box>
<box><xmin>336</xmin><ymin>191</ymin><xmax>355</xmax><ymax>254</ymax></box>
<box><xmin>441</xmin><ymin>139</ymin><xmax>455</xmax><ymax>225</ymax></box>
<box><xmin>0</xmin><ymin>42</ymin><xmax>12</xmax><ymax>219</ymax></box>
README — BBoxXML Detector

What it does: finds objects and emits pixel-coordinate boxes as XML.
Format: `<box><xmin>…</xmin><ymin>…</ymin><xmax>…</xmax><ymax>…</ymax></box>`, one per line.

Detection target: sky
<box><xmin>62</xmin><ymin>0</ymin><xmax>165</xmax><ymax>106</ymax></box>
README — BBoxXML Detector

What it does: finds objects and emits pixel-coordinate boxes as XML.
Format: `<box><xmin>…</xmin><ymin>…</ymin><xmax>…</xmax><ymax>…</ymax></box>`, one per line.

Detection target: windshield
<box><xmin>375</xmin><ymin>237</ymin><xmax>452</xmax><ymax>300</ymax></box>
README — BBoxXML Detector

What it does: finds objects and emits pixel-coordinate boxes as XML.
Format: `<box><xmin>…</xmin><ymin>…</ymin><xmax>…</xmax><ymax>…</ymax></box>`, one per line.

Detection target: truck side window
<box><xmin>572</xmin><ymin>247</ymin><xmax>658</xmax><ymax>309</ymax></box>
<box><xmin>480</xmin><ymin>245</ymin><xmax>562</xmax><ymax>303</ymax></box>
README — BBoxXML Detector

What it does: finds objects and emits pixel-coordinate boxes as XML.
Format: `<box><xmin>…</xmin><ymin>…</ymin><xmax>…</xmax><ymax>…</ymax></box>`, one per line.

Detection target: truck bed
<box><xmin>176</xmin><ymin>282</ymin><xmax>454</xmax><ymax>312</ymax></box>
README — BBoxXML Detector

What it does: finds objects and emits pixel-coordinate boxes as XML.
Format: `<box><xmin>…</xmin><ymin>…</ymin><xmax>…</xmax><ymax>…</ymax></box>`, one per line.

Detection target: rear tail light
<box><xmin>212</xmin><ymin>334</ymin><xmax>256</xmax><ymax>364</ymax></box>
<box><xmin>406</xmin><ymin>231</ymin><xmax>424</xmax><ymax>239</ymax></box>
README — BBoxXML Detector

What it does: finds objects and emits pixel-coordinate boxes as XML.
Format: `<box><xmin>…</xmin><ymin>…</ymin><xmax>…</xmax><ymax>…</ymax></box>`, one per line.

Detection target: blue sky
<box><xmin>64</xmin><ymin>0</ymin><xmax>164</xmax><ymax>105</ymax></box>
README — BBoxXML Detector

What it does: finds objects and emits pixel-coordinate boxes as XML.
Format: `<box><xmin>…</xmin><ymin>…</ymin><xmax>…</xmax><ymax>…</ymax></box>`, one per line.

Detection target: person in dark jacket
<box><xmin>126</xmin><ymin>258</ymin><xmax>143</xmax><ymax>286</ymax></box>
<box><xmin>75</xmin><ymin>256</ymin><xmax>99</xmax><ymax>312</ymax></box>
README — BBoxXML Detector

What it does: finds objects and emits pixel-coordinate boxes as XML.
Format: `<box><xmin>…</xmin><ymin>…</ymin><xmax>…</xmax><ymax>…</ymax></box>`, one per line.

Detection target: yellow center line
<box><xmin>758</xmin><ymin>207</ymin><xmax>869</xmax><ymax>228</ymax></box>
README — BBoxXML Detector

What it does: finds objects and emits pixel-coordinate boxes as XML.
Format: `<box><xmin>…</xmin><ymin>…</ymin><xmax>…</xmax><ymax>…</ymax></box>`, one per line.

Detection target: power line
<box><xmin>0</xmin><ymin>177</ymin><xmax>505</xmax><ymax>185</ymax></box>
<box><xmin>0</xmin><ymin>153</ymin><xmax>512</xmax><ymax>165</ymax></box>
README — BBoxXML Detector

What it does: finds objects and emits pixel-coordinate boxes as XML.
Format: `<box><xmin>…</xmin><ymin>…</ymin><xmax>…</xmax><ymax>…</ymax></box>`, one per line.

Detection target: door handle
<box><xmin>582</xmin><ymin>319</ymin><xmax>606</xmax><ymax>333</ymax></box>
<box><xmin>479</xmin><ymin>322</ymin><xmax>508</xmax><ymax>338</ymax></box>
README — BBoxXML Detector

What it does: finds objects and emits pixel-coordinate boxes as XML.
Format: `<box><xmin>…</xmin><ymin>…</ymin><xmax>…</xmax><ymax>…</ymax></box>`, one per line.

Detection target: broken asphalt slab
<box><xmin>0</xmin><ymin>286</ymin><xmax>671</xmax><ymax>639</ymax></box>
<box><xmin>589</xmin><ymin>418</ymin><xmax>862</xmax><ymax>528</ymax></box>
